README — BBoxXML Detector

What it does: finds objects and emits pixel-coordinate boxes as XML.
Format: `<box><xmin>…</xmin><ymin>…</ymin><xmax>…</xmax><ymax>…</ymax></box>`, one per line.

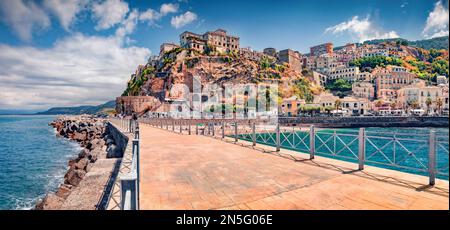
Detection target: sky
<box><xmin>0</xmin><ymin>0</ymin><xmax>448</xmax><ymax>111</ymax></box>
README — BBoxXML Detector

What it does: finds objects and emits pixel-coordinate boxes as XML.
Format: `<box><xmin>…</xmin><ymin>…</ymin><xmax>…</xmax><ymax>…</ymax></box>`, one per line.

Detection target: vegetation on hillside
<box><xmin>349</xmin><ymin>56</ymin><xmax>403</xmax><ymax>70</ymax></box>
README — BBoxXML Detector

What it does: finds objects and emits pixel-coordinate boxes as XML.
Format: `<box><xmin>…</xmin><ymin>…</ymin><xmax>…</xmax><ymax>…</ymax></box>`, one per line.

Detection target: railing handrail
<box><xmin>107</xmin><ymin>118</ymin><xmax>140</xmax><ymax>210</ymax></box>
<box><xmin>140</xmin><ymin>117</ymin><xmax>449</xmax><ymax>185</ymax></box>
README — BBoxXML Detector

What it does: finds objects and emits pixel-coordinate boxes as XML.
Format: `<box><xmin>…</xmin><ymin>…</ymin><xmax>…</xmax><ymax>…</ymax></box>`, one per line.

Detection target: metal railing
<box><xmin>140</xmin><ymin>118</ymin><xmax>449</xmax><ymax>185</ymax></box>
<box><xmin>109</xmin><ymin>118</ymin><xmax>136</xmax><ymax>133</ymax></box>
<box><xmin>108</xmin><ymin>118</ymin><xmax>140</xmax><ymax>210</ymax></box>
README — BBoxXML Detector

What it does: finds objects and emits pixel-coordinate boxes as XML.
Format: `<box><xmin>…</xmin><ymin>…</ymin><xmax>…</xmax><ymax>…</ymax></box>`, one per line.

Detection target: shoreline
<box><xmin>34</xmin><ymin>115</ymin><xmax>111</xmax><ymax>210</ymax></box>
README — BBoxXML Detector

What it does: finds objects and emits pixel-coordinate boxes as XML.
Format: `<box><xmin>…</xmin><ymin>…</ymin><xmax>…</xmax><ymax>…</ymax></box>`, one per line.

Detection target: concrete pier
<box><xmin>138</xmin><ymin>124</ymin><xmax>449</xmax><ymax>210</ymax></box>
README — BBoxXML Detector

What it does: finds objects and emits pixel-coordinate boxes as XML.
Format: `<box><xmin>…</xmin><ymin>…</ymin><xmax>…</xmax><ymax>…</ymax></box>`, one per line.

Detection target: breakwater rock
<box><xmin>35</xmin><ymin>116</ymin><xmax>117</xmax><ymax>210</ymax></box>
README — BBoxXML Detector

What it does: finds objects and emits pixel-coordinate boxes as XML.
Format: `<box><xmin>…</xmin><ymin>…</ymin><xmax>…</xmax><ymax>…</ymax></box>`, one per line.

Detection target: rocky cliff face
<box><xmin>34</xmin><ymin>116</ymin><xmax>118</xmax><ymax>210</ymax></box>
<box><xmin>122</xmin><ymin>48</ymin><xmax>321</xmax><ymax>112</ymax></box>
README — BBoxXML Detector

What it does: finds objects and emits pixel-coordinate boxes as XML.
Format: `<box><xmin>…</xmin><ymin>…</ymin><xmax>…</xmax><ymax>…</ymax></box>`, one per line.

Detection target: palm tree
<box><xmin>390</xmin><ymin>102</ymin><xmax>397</xmax><ymax>110</ymax></box>
<box><xmin>410</xmin><ymin>100</ymin><xmax>419</xmax><ymax>109</ymax></box>
<box><xmin>334</xmin><ymin>99</ymin><xmax>342</xmax><ymax>110</ymax></box>
<box><xmin>436</xmin><ymin>98</ymin><xmax>443</xmax><ymax>115</ymax></box>
<box><xmin>375</xmin><ymin>100</ymin><xmax>383</xmax><ymax>108</ymax></box>
<box><xmin>425</xmin><ymin>97</ymin><xmax>433</xmax><ymax>115</ymax></box>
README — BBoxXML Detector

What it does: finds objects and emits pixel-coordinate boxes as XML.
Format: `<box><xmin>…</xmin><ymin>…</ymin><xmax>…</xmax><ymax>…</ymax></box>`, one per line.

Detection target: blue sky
<box><xmin>0</xmin><ymin>0</ymin><xmax>448</xmax><ymax>110</ymax></box>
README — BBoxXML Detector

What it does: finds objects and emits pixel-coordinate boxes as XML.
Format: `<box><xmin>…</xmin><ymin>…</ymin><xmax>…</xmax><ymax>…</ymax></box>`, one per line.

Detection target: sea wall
<box><xmin>279</xmin><ymin>116</ymin><xmax>449</xmax><ymax>128</ymax></box>
<box><xmin>34</xmin><ymin>116</ymin><xmax>128</xmax><ymax>210</ymax></box>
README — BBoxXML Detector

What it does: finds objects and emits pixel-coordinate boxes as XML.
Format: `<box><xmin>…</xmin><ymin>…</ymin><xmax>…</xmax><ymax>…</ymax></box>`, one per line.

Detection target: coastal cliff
<box><xmin>35</xmin><ymin>116</ymin><xmax>120</xmax><ymax>210</ymax></box>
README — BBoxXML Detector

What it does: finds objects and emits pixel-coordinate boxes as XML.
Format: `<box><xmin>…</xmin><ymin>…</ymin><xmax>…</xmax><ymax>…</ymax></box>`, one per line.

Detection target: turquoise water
<box><xmin>238</xmin><ymin>127</ymin><xmax>449</xmax><ymax>180</ymax></box>
<box><xmin>0</xmin><ymin>115</ymin><xmax>80</xmax><ymax>210</ymax></box>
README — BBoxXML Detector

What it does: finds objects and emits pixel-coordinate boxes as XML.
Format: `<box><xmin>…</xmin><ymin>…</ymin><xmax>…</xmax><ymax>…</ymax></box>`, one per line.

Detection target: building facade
<box><xmin>160</xmin><ymin>43</ymin><xmax>180</xmax><ymax>56</ymax></box>
<box><xmin>278</xmin><ymin>49</ymin><xmax>302</xmax><ymax>72</ymax></box>
<box><xmin>115</xmin><ymin>96</ymin><xmax>161</xmax><ymax>116</ymax></box>
<box><xmin>326</xmin><ymin>66</ymin><xmax>361</xmax><ymax>82</ymax></box>
<box><xmin>373</xmin><ymin>66</ymin><xmax>415</xmax><ymax>101</ymax></box>
<box><xmin>180</xmin><ymin>29</ymin><xmax>240</xmax><ymax>53</ymax></box>
<box><xmin>397</xmin><ymin>85</ymin><xmax>444</xmax><ymax>113</ymax></box>
<box><xmin>281</xmin><ymin>96</ymin><xmax>306</xmax><ymax>116</ymax></box>
<box><xmin>310</xmin><ymin>43</ymin><xmax>333</xmax><ymax>56</ymax></box>
<box><xmin>352</xmin><ymin>81</ymin><xmax>375</xmax><ymax>100</ymax></box>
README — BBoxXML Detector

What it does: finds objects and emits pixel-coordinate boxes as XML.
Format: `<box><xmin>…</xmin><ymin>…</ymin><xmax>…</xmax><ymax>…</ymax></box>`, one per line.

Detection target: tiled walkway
<box><xmin>139</xmin><ymin>124</ymin><xmax>449</xmax><ymax>210</ymax></box>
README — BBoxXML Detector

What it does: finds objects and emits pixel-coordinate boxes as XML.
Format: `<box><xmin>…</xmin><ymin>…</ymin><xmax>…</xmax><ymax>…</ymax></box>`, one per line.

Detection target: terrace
<box><xmin>108</xmin><ymin>118</ymin><xmax>449</xmax><ymax>210</ymax></box>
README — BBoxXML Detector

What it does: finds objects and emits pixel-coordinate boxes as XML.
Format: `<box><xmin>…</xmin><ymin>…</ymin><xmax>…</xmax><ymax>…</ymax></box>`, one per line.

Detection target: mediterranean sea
<box><xmin>0</xmin><ymin>115</ymin><xmax>80</xmax><ymax>210</ymax></box>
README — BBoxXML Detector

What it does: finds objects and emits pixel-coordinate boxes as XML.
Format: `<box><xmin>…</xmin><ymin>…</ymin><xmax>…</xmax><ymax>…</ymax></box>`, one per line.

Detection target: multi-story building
<box><xmin>180</xmin><ymin>29</ymin><xmax>240</xmax><ymax>53</ymax></box>
<box><xmin>341</xmin><ymin>97</ymin><xmax>370</xmax><ymax>115</ymax></box>
<box><xmin>326</xmin><ymin>66</ymin><xmax>361</xmax><ymax>82</ymax></box>
<box><xmin>352</xmin><ymin>81</ymin><xmax>375</xmax><ymax>100</ymax></box>
<box><xmin>263</xmin><ymin>47</ymin><xmax>277</xmax><ymax>57</ymax></box>
<box><xmin>160</xmin><ymin>43</ymin><xmax>180</xmax><ymax>56</ymax></box>
<box><xmin>239</xmin><ymin>47</ymin><xmax>265</xmax><ymax>62</ymax></box>
<box><xmin>313</xmin><ymin>92</ymin><xmax>339</xmax><ymax>108</ymax></box>
<box><xmin>278</xmin><ymin>49</ymin><xmax>302</xmax><ymax>72</ymax></box>
<box><xmin>310</xmin><ymin>43</ymin><xmax>333</xmax><ymax>56</ymax></box>
<box><xmin>281</xmin><ymin>96</ymin><xmax>306</xmax><ymax>116</ymax></box>
<box><xmin>373</xmin><ymin>66</ymin><xmax>415</xmax><ymax>101</ymax></box>
<box><xmin>180</xmin><ymin>29</ymin><xmax>239</xmax><ymax>52</ymax></box>
<box><xmin>116</xmin><ymin>96</ymin><xmax>161</xmax><ymax>115</ymax></box>
<box><xmin>397</xmin><ymin>84</ymin><xmax>444</xmax><ymax>114</ymax></box>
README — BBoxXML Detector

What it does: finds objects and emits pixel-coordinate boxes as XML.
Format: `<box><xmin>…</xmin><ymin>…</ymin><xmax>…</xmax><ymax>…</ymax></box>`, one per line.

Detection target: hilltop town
<box><xmin>116</xmin><ymin>29</ymin><xmax>449</xmax><ymax>117</ymax></box>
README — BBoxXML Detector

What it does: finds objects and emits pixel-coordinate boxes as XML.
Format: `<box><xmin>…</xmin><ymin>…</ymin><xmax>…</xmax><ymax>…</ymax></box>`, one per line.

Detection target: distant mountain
<box><xmin>362</xmin><ymin>36</ymin><xmax>449</xmax><ymax>50</ymax></box>
<box><xmin>0</xmin><ymin>109</ymin><xmax>41</xmax><ymax>115</ymax></box>
<box><xmin>36</xmin><ymin>101</ymin><xmax>115</xmax><ymax>115</ymax></box>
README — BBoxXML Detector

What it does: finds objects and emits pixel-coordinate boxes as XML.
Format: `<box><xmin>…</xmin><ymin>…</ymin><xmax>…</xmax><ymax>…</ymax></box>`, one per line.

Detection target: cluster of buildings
<box><xmin>281</xmin><ymin>41</ymin><xmax>449</xmax><ymax>117</ymax></box>
<box><xmin>117</xmin><ymin>28</ymin><xmax>449</xmax><ymax>117</ymax></box>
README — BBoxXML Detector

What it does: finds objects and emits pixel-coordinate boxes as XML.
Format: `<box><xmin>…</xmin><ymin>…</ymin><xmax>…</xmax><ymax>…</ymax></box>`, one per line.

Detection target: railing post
<box><xmin>222</xmin><ymin>122</ymin><xmax>225</xmax><ymax>139</ymax></box>
<box><xmin>179</xmin><ymin>121</ymin><xmax>182</xmax><ymax>133</ymax></box>
<box><xmin>212</xmin><ymin>123</ymin><xmax>215</xmax><ymax>137</ymax></box>
<box><xmin>134</xmin><ymin>126</ymin><xmax>139</xmax><ymax>139</ymax></box>
<box><xmin>234</xmin><ymin>122</ymin><xmax>238</xmax><ymax>142</ymax></box>
<box><xmin>252</xmin><ymin>122</ymin><xmax>256</xmax><ymax>146</ymax></box>
<box><xmin>309</xmin><ymin>125</ymin><xmax>315</xmax><ymax>159</ymax></box>
<box><xmin>188</xmin><ymin>123</ymin><xmax>191</xmax><ymax>135</ymax></box>
<box><xmin>196</xmin><ymin>124</ymin><xmax>198</xmax><ymax>135</ymax></box>
<box><xmin>428</xmin><ymin>130</ymin><xmax>436</xmax><ymax>186</ymax></box>
<box><xmin>120</xmin><ymin>177</ymin><xmax>137</xmax><ymax>210</ymax></box>
<box><xmin>172</xmin><ymin>120</ymin><xmax>175</xmax><ymax>132</ymax></box>
<box><xmin>276</xmin><ymin>123</ymin><xmax>280</xmax><ymax>152</ymax></box>
<box><xmin>358</xmin><ymin>128</ymin><xmax>365</xmax><ymax>170</ymax></box>
<box><xmin>133</xmin><ymin>139</ymin><xmax>140</xmax><ymax>210</ymax></box>
<box><xmin>207</xmin><ymin>122</ymin><xmax>210</xmax><ymax>136</ymax></box>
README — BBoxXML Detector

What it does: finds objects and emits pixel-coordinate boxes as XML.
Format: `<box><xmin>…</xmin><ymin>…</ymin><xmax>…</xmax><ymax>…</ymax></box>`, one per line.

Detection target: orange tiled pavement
<box><xmin>138</xmin><ymin>125</ymin><xmax>449</xmax><ymax>210</ymax></box>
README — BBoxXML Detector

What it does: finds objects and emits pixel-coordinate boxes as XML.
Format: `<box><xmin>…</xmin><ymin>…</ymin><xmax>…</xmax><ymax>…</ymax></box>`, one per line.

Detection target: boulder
<box><xmin>74</xmin><ymin>158</ymin><xmax>89</xmax><ymax>170</ymax></box>
<box><xmin>69</xmin><ymin>123</ymin><xmax>79</xmax><ymax>132</ymax></box>
<box><xmin>64</xmin><ymin>168</ymin><xmax>86</xmax><ymax>186</ymax></box>
<box><xmin>55</xmin><ymin>184</ymin><xmax>73</xmax><ymax>199</ymax></box>
<box><xmin>35</xmin><ymin>193</ymin><xmax>64</xmax><ymax>210</ymax></box>
<box><xmin>73</xmin><ymin>131</ymin><xmax>87</xmax><ymax>142</ymax></box>
<box><xmin>77</xmin><ymin>149</ymin><xmax>89</xmax><ymax>158</ymax></box>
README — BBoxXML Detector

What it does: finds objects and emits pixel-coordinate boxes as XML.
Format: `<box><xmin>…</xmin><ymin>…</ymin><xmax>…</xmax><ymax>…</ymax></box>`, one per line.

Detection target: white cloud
<box><xmin>325</xmin><ymin>15</ymin><xmax>399</xmax><ymax>42</ymax></box>
<box><xmin>160</xmin><ymin>3</ymin><xmax>179</xmax><ymax>16</ymax></box>
<box><xmin>171</xmin><ymin>11</ymin><xmax>197</xmax><ymax>29</ymax></box>
<box><xmin>0</xmin><ymin>34</ymin><xmax>151</xmax><ymax>110</ymax></box>
<box><xmin>0</xmin><ymin>0</ymin><xmax>51</xmax><ymax>41</ymax></box>
<box><xmin>92</xmin><ymin>0</ymin><xmax>129</xmax><ymax>30</ymax></box>
<box><xmin>43</xmin><ymin>0</ymin><xmax>88</xmax><ymax>31</ymax></box>
<box><xmin>115</xmin><ymin>9</ymin><xmax>139</xmax><ymax>39</ymax></box>
<box><xmin>423</xmin><ymin>1</ymin><xmax>449</xmax><ymax>38</ymax></box>
<box><xmin>139</xmin><ymin>8</ymin><xmax>161</xmax><ymax>22</ymax></box>
<box><xmin>139</xmin><ymin>3</ymin><xmax>179</xmax><ymax>25</ymax></box>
